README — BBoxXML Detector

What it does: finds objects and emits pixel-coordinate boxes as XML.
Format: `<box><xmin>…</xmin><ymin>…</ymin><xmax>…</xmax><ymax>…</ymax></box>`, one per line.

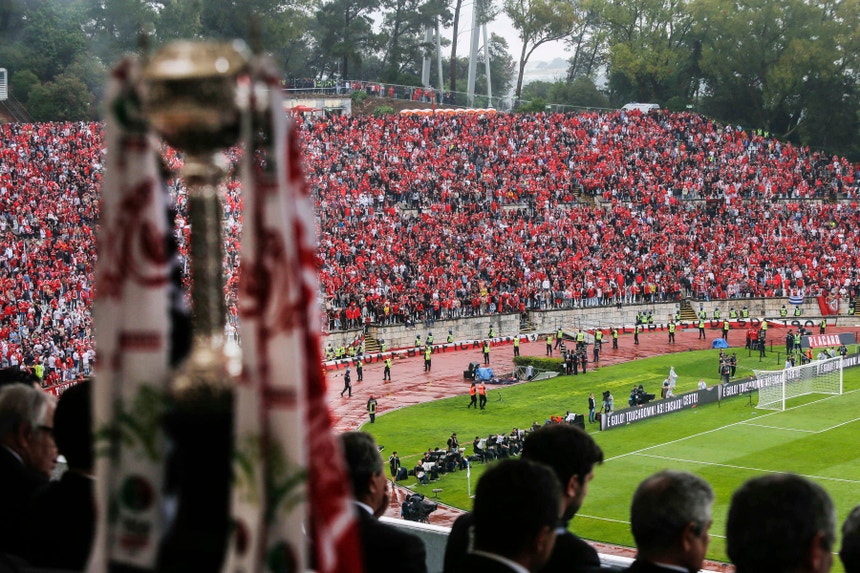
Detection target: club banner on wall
<box><xmin>600</xmin><ymin>386</ymin><xmax>720</xmax><ymax>431</ymax></box>
<box><xmin>802</xmin><ymin>332</ymin><xmax>856</xmax><ymax>349</ymax></box>
<box><xmin>601</xmin><ymin>352</ymin><xmax>860</xmax><ymax>431</ymax></box>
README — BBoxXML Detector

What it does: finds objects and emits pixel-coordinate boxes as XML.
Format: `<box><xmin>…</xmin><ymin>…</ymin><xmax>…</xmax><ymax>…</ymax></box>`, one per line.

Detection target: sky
<box><xmin>455</xmin><ymin>3</ymin><xmax>570</xmax><ymax>67</ymax></box>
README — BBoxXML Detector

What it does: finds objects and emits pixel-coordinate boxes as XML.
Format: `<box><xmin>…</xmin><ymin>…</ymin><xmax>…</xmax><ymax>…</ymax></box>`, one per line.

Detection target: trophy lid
<box><xmin>143</xmin><ymin>40</ymin><xmax>251</xmax><ymax>154</ymax></box>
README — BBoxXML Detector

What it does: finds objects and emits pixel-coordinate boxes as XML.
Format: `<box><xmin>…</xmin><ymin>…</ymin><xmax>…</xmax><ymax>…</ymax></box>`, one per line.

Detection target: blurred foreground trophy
<box><xmin>94</xmin><ymin>36</ymin><xmax>362</xmax><ymax>573</ymax></box>
<box><xmin>143</xmin><ymin>40</ymin><xmax>250</xmax><ymax>572</ymax></box>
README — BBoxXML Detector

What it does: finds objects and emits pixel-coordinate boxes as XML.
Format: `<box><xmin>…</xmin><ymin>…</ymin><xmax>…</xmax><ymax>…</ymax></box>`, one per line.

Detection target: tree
<box><xmin>446</xmin><ymin>33</ymin><xmax>515</xmax><ymax>106</ymax></box>
<box><xmin>597</xmin><ymin>0</ymin><xmax>696</xmax><ymax>105</ymax></box>
<box><xmin>311</xmin><ymin>0</ymin><xmax>380</xmax><ymax>79</ymax></box>
<box><xmin>691</xmin><ymin>0</ymin><xmax>852</xmax><ymax>144</ymax></box>
<box><xmin>521</xmin><ymin>76</ymin><xmax>609</xmax><ymax>108</ymax></box>
<box><xmin>377</xmin><ymin>0</ymin><xmax>450</xmax><ymax>82</ymax></box>
<box><xmin>17</xmin><ymin>2</ymin><xmax>89</xmax><ymax>81</ymax></box>
<box><xmin>564</xmin><ymin>0</ymin><xmax>607</xmax><ymax>81</ymax></box>
<box><xmin>27</xmin><ymin>73</ymin><xmax>94</xmax><ymax>121</ymax></box>
<box><xmin>85</xmin><ymin>0</ymin><xmax>159</xmax><ymax>63</ymax></box>
<box><xmin>552</xmin><ymin>75</ymin><xmax>608</xmax><ymax>107</ymax></box>
<box><xmin>504</xmin><ymin>0</ymin><xmax>577</xmax><ymax>105</ymax></box>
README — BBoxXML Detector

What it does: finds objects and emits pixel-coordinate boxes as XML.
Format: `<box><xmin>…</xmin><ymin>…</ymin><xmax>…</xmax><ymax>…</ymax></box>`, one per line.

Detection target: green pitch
<box><xmin>363</xmin><ymin>347</ymin><xmax>860</xmax><ymax>568</ymax></box>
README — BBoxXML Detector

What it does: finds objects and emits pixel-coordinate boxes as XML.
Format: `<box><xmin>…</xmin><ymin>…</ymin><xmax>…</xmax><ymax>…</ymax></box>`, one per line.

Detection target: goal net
<box><xmin>754</xmin><ymin>355</ymin><xmax>844</xmax><ymax>411</ymax></box>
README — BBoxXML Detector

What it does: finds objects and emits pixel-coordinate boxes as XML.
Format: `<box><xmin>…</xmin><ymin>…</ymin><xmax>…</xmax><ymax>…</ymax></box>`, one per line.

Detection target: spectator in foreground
<box><xmin>340</xmin><ymin>431</ymin><xmax>427</xmax><ymax>573</ymax></box>
<box><xmin>727</xmin><ymin>473</ymin><xmax>835</xmax><ymax>573</ymax></box>
<box><xmin>445</xmin><ymin>424</ymin><xmax>603</xmax><ymax>573</ymax></box>
<box><xmin>625</xmin><ymin>470</ymin><xmax>714</xmax><ymax>573</ymax></box>
<box><xmin>841</xmin><ymin>504</ymin><xmax>860</xmax><ymax>573</ymax></box>
<box><xmin>454</xmin><ymin>458</ymin><xmax>562</xmax><ymax>573</ymax></box>
<box><xmin>0</xmin><ymin>383</ymin><xmax>57</xmax><ymax>556</ymax></box>
<box><xmin>22</xmin><ymin>379</ymin><xmax>94</xmax><ymax>570</ymax></box>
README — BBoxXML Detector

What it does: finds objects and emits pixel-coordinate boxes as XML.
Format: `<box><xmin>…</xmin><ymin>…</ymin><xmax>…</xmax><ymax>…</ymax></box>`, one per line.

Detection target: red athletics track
<box><xmin>326</xmin><ymin>321</ymin><xmax>858</xmax><ymax>568</ymax></box>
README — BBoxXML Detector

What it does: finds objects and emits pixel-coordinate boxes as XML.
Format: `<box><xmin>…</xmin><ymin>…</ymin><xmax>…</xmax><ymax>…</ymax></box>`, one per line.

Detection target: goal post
<box><xmin>754</xmin><ymin>355</ymin><xmax>844</xmax><ymax>411</ymax></box>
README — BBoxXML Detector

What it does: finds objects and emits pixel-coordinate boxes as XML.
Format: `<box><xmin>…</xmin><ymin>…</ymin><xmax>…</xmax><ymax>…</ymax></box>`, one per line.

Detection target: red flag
<box><xmin>223</xmin><ymin>56</ymin><xmax>363</xmax><ymax>573</ymax></box>
<box><xmin>89</xmin><ymin>56</ymin><xmax>173</xmax><ymax>573</ymax></box>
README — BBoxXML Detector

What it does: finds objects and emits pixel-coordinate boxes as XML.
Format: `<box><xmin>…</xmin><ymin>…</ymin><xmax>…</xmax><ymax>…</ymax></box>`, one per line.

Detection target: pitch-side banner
<box><xmin>801</xmin><ymin>332</ymin><xmax>857</xmax><ymax>349</ymax></box>
<box><xmin>602</xmin><ymin>352</ymin><xmax>860</xmax><ymax>431</ymax></box>
<box><xmin>600</xmin><ymin>386</ymin><xmax>720</xmax><ymax>431</ymax></box>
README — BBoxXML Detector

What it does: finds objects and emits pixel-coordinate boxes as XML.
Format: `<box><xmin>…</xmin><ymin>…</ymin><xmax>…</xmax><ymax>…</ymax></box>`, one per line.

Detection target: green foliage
<box><xmin>664</xmin><ymin>95</ymin><xmax>690</xmax><ymax>112</ymax></box>
<box><xmin>512</xmin><ymin>355</ymin><xmax>564</xmax><ymax>371</ymax></box>
<box><xmin>521</xmin><ymin>80</ymin><xmax>552</xmax><ymax>101</ymax></box>
<box><xmin>10</xmin><ymin>69</ymin><xmax>39</xmax><ymax>102</ymax></box>
<box><xmin>504</xmin><ymin>0</ymin><xmax>577</xmax><ymax>100</ymax></box>
<box><xmin>27</xmin><ymin>74</ymin><xmax>94</xmax><ymax>122</ymax></box>
<box><xmin>351</xmin><ymin>90</ymin><xmax>369</xmax><ymax>105</ymax></box>
<box><xmin>373</xmin><ymin>105</ymin><xmax>395</xmax><ymax>115</ymax></box>
<box><xmin>518</xmin><ymin>97</ymin><xmax>549</xmax><ymax>113</ymax></box>
<box><xmin>444</xmin><ymin>34</ymin><xmax>516</xmax><ymax>104</ymax></box>
<box><xmin>366</xmin><ymin>350</ymin><xmax>860</xmax><ymax>567</ymax></box>
<box><xmin>549</xmin><ymin>76</ymin><xmax>609</xmax><ymax>108</ymax></box>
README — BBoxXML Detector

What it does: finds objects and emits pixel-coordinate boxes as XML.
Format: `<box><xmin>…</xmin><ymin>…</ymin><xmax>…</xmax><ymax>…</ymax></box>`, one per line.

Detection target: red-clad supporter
<box><xmin>0</xmin><ymin>122</ymin><xmax>98</xmax><ymax>384</ymax></box>
<box><xmin>2</xmin><ymin>111</ymin><xmax>860</xmax><ymax>349</ymax></box>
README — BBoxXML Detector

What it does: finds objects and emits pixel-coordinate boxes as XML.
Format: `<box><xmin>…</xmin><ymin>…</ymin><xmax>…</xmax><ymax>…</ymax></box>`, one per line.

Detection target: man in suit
<box><xmin>22</xmin><ymin>379</ymin><xmax>94</xmax><ymax>570</ymax></box>
<box><xmin>841</xmin><ymin>504</ymin><xmax>860</xmax><ymax>573</ymax></box>
<box><xmin>340</xmin><ymin>431</ymin><xmax>427</xmax><ymax>573</ymax></box>
<box><xmin>727</xmin><ymin>473</ymin><xmax>835</xmax><ymax>573</ymax></box>
<box><xmin>445</xmin><ymin>424</ymin><xmax>604</xmax><ymax>573</ymax></box>
<box><xmin>0</xmin><ymin>380</ymin><xmax>57</xmax><ymax>556</ymax></box>
<box><xmin>625</xmin><ymin>470</ymin><xmax>714</xmax><ymax>573</ymax></box>
<box><xmin>455</xmin><ymin>458</ymin><xmax>561</xmax><ymax>573</ymax></box>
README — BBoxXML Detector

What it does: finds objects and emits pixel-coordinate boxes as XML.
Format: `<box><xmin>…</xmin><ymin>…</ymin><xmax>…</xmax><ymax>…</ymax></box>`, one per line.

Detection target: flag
<box><xmin>88</xmin><ymin>56</ymin><xmax>175</xmax><ymax>572</ymax></box>
<box><xmin>222</xmin><ymin>55</ymin><xmax>363</xmax><ymax>573</ymax></box>
<box><xmin>789</xmin><ymin>294</ymin><xmax>805</xmax><ymax>306</ymax></box>
<box><xmin>816</xmin><ymin>295</ymin><xmax>839</xmax><ymax>316</ymax></box>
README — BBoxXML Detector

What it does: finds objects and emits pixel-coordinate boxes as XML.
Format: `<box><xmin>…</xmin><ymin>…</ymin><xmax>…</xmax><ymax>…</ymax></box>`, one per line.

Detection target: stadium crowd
<box><xmin>0</xmin><ymin>123</ymin><xmax>99</xmax><ymax>386</ymax></box>
<box><xmin>305</xmin><ymin>111</ymin><xmax>860</xmax><ymax>329</ymax></box>
<box><xmin>2</xmin><ymin>109</ymin><xmax>860</xmax><ymax>376</ymax></box>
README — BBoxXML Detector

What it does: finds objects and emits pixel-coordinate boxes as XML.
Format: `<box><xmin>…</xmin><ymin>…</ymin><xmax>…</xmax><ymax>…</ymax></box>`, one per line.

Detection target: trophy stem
<box><xmin>158</xmin><ymin>156</ymin><xmax>233</xmax><ymax>572</ymax></box>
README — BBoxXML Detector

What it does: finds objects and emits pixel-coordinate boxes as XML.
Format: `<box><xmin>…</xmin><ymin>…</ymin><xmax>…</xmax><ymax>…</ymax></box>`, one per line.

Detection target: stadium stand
<box><xmin>1</xmin><ymin>110</ymin><xmax>859</xmax><ymax>381</ymax></box>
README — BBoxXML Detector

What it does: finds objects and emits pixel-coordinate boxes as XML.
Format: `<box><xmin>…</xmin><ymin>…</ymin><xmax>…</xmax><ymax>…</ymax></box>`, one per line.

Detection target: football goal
<box><xmin>754</xmin><ymin>355</ymin><xmax>844</xmax><ymax>411</ymax></box>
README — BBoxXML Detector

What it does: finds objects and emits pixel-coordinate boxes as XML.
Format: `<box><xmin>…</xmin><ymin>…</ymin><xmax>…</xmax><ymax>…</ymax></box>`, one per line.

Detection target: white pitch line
<box><xmin>576</xmin><ymin>513</ymin><xmax>728</xmax><ymax>540</ymax></box>
<box><xmin>606</xmin><ymin>387</ymin><xmax>860</xmax><ymax>463</ymax></box>
<box><xmin>816</xmin><ymin>416</ymin><xmax>860</xmax><ymax>433</ymax></box>
<box><xmin>632</xmin><ymin>453</ymin><xmax>860</xmax><ymax>485</ymax></box>
<box><xmin>739</xmin><ymin>422</ymin><xmax>816</xmax><ymax>433</ymax></box>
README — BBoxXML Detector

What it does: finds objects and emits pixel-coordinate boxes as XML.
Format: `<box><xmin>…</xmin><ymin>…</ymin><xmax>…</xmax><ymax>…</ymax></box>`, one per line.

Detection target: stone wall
<box><xmin>322</xmin><ymin>298</ymin><xmax>853</xmax><ymax>352</ymax></box>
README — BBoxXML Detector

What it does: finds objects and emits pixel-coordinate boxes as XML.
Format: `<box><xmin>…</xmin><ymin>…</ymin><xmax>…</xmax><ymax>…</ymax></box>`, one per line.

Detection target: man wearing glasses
<box><xmin>0</xmin><ymin>377</ymin><xmax>58</xmax><ymax>556</ymax></box>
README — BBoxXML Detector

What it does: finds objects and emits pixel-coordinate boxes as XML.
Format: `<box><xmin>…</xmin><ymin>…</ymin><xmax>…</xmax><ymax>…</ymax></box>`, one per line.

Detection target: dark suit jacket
<box><xmin>624</xmin><ymin>559</ymin><xmax>687</xmax><ymax>573</ymax></box>
<box><xmin>539</xmin><ymin>529</ymin><xmax>602</xmax><ymax>573</ymax></box>
<box><xmin>444</xmin><ymin>512</ymin><xmax>602</xmax><ymax>573</ymax></box>
<box><xmin>21</xmin><ymin>470</ymin><xmax>95</xmax><ymax>570</ymax></box>
<box><xmin>0</xmin><ymin>446</ymin><xmax>48</xmax><ymax>556</ymax></box>
<box><xmin>453</xmin><ymin>552</ymin><xmax>521</xmax><ymax>573</ymax></box>
<box><xmin>356</xmin><ymin>504</ymin><xmax>427</xmax><ymax>573</ymax></box>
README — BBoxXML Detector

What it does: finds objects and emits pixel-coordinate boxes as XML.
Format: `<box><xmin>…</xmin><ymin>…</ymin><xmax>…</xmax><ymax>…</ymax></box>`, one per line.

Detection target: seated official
<box><xmin>0</xmin><ymin>382</ymin><xmax>57</xmax><ymax>557</ymax></box>
<box><xmin>340</xmin><ymin>431</ymin><xmax>428</xmax><ymax>573</ymax></box>
<box><xmin>22</xmin><ymin>379</ymin><xmax>95</xmax><ymax>570</ymax></box>
<box><xmin>414</xmin><ymin>461</ymin><xmax>430</xmax><ymax>485</ymax></box>
<box><xmin>454</xmin><ymin>459</ymin><xmax>562</xmax><ymax>573</ymax></box>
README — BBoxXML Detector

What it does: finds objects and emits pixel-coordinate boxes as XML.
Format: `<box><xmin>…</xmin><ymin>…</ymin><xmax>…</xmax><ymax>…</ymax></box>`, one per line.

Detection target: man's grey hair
<box><xmin>841</xmin><ymin>504</ymin><xmax>860</xmax><ymax>573</ymax></box>
<box><xmin>0</xmin><ymin>384</ymin><xmax>54</xmax><ymax>440</ymax></box>
<box><xmin>727</xmin><ymin>473</ymin><xmax>836</xmax><ymax>573</ymax></box>
<box><xmin>630</xmin><ymin>469</ymin><xmax>714</xmax><ymax>553</ymax></box>
<box><xmin>339</xmin><ymin>431</ymin><xmax>384</xmax><ymax>499</ymax></box>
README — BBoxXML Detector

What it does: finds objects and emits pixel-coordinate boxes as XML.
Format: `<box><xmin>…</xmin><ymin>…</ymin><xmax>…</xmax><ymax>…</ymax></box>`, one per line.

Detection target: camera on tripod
<box><xmin>401</xmin><ymin>493</ymin><xmax>438</xmax><ymax>523</ymax></box>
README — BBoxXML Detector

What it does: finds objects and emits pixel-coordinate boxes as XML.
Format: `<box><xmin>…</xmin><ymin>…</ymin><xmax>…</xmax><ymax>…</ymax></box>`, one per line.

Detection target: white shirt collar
<box><xmin>354</xmin><ymin>500</ymin><xmax>376</xmax><ymax>517</ymax></box>
<box><xmin>651</xmin><ymin>561</ymin><xmax>690</xmax><ymax>573</ymax></box>
<box><xmin>470</xmin><ymin>550</ymin><xmax>530</xmax><ymax>573</ymax></box>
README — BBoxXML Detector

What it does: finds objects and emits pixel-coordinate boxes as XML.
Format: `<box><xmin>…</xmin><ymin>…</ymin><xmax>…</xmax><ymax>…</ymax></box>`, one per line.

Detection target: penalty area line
<box><xmin>605</xmin><ymin>387</ymin><xmax>860</xmax><ymax>463</ymax></box>
<box><xmin>632</xmin><ymin>452</ymin><xmax>860</xmax><ymax>485</ymax></box>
